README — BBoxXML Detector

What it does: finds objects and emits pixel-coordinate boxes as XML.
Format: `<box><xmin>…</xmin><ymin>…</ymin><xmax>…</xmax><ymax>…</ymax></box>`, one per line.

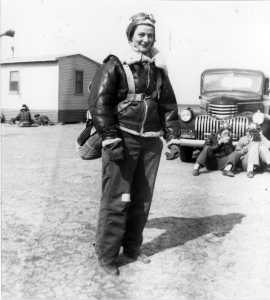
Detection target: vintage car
<box><xmin>178</xmin><ymin>68</ymin><xmax>270</xmax><ymax>162</ymax></box>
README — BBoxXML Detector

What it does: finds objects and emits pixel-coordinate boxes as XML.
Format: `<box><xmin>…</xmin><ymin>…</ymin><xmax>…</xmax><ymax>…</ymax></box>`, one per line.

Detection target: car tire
<box><xmin>179</xmin><ymin>146</ymin><xmax>193</xmax><ymax>162</ymax></box>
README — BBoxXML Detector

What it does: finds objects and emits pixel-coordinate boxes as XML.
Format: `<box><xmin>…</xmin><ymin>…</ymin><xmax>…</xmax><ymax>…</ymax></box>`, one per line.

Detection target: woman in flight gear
<box><xmin>88</xmin><ymin>12</ymin><xmax>181</xmax><ymax>275</ymax></box>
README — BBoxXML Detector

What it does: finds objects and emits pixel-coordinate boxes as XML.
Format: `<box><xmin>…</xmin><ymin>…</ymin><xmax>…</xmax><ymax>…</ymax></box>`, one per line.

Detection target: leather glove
<box><xmin>103</xmin><ymin>141</ymin><xmax>125</xmax><ymax>161</ymax></box>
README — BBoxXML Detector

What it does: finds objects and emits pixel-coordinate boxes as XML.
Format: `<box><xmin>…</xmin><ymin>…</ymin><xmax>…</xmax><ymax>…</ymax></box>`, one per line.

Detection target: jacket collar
<box><xmin>116</xmin><ymin>46</ymin><xmax>167</xmax><ymax>73</ymax></box>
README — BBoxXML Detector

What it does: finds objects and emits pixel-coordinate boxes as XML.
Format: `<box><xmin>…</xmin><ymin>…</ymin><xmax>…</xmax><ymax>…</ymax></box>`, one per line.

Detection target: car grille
<box><xmin>208</xmin><ymin>103</ymin><xmax>238</xmax><ymax>118</ymax></box>
<box><xmin>195</xmin><ymin>115</ymin><xmax>249</xmax><ymax>140</ymax></box>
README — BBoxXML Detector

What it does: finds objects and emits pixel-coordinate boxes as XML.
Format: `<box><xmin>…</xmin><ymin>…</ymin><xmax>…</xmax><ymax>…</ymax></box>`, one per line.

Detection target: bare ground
<box><xmin>1</xmin><ymin>123</ymin><xmax>270</xmax><ymax>300</ymax></box>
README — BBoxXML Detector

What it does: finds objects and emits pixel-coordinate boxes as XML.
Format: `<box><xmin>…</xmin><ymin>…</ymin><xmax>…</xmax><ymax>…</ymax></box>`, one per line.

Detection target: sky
<box><xmin>1</xmin><ymin>0</ymin><xmax>270</xmax><ymax>104</ymax></box>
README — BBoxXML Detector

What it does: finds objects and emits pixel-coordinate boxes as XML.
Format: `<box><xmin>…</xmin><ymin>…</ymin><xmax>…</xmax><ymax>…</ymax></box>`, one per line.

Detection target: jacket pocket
<box><xmin>117</xmin><ymin>99</ymin><xmax>133</xmax><ymax>113</ymax></box>
<box><xmin>144</xmin><ymin>100</ymin><xmax>162</xmax><ymax>130</ymax></box>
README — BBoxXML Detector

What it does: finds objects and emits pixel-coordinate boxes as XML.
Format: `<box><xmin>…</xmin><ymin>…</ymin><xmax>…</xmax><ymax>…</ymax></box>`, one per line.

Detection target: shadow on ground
<box><xmin>141</xmin><ymin>213</ymin><xmax>245</xmax><ymax>257</ymax></box>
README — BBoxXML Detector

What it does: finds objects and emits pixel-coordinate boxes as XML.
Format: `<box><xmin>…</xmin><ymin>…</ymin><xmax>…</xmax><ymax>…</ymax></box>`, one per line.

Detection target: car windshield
<box><xmin>203</xmin><ymin>71</ymin><xmax>263</xmax><ymax>94</ymax></box>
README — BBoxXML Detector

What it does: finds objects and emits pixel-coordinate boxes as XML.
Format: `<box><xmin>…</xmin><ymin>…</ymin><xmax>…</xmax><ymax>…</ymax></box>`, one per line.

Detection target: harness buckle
<box><xmin>136</xmin><ymin>93</ymin><xmax>145</xmax><ymax>101</ymax></box>
<box><xmin>126</xmin><ymin>93</ymin><xmax>146</xmax><ymax>102</ymax></box>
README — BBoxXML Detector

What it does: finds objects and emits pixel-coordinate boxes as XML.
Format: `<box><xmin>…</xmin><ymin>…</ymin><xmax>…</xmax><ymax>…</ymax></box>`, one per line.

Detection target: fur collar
<box><xmin>113</xmin><ymin>46</ymin><xmax>167</xmax><ymax>73</ymax></box>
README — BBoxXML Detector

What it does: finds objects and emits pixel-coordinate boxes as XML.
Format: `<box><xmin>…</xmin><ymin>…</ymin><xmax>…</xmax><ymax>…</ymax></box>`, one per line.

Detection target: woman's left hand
<box><xmin>104</xmin><ymin>141</ymin><xmax>125</xmax><ymax>161</ymax></box>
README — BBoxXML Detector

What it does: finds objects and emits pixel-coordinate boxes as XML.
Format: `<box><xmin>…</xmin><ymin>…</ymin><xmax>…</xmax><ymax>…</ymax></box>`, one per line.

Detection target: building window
<box><xmin>75</xmin><ymin>70</ymin><xmax>83</xmax><ymax>94</ymax></box>
<box><xmin>9</xmin><ymin>71</ymin><xmax>20</xmax><ymax>92</ymax></box>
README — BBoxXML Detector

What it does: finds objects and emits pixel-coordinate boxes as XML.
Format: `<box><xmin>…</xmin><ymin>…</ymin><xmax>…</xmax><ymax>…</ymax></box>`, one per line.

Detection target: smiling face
<box><xmin>130</xmin><ymin>24</ymin><xmax>155</xmax><ymax>55</ymax></box>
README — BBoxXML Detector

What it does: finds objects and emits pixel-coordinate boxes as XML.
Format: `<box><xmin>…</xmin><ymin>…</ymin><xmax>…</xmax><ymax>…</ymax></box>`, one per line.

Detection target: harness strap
<box><xmin>122</xmin><ymin>63</ymin><xmax>162</xmax><ymax>101</ymax></box>
<box><xmin>126</xmin><ymin>93</ymin><xmax>147</xmax><ymax>102</ymax></box>
<box><xmin>154</xmin><ymin>70</ymin><xmax>162</xmax><ymax>99</ymax></box>
<box><xmin>86</xmin><ymin>110</ymin><xmax>92</xmax><ymax>120</ymax></box>
<box><xmin>123</xmin><ymin>63</ymin><xmax>135</xmax><ymax>94</ymax></box>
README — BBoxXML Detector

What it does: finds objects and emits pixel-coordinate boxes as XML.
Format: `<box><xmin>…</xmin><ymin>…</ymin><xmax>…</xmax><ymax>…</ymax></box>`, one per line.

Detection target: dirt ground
<box><xmin>1</xmin><ymin>123</ymin><xmax>270</xmax><ymax>300</ymax></box>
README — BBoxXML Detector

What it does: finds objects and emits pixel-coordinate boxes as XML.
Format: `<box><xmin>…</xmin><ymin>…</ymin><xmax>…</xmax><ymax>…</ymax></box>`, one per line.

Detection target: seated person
<box><xmin>21</xmin><ymin>104</ymin><xmax>30</xmax><ymax>111</ymax></box>
<box><xmin>34</xmin><ymin>114</ymin><xmax>54</xmax><ymax>126</ymax></box>
<box><xmin>10</xmin><ymin>104</ymin><xmax>33</xmax><ymax>126</ymax></box>
<box><xmin>192</xmin><ymin>124</ymin><xmax>238</xmax><ymax>177</ymax></box>
<box><xmin>0</xmin><ymin>112</ymin><xmax>6</xmax><ymax>123</ymax></box>
<box><xmin>235</xmin><ymin>123</ymin><xmax>270</xmax><ymax>178</ymax></box>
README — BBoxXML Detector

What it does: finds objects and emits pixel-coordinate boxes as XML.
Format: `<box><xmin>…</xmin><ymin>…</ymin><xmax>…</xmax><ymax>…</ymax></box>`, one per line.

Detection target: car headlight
<box><xmin>252</xmin><ymin>111</ymin><xmax>264</xmax><ymax>125</ymax></box>
<box><xmin>180</xmin><ymin>108</ymin><xmax>193</xmax><ymax>122</ymax></box>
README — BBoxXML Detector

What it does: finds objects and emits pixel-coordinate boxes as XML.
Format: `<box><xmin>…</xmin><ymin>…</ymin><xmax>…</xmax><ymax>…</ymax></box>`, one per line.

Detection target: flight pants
<box><xmin>95</xmin><ymin>131</ymin><xmax>163</xmax><ymax>266</ymax></box>
<box><xmin>241</xmin><ymin>142</ymin><xmax>270</xmax><ymax>171</ymax></box>
<box><xmin>196</xmin><ymin>145</ymin><xmax>240</xmax><ymax>170</ymax></box>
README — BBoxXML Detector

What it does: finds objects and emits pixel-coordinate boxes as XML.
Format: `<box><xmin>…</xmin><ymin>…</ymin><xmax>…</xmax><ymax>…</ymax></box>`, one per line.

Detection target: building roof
<box><xmin>0</xmin><ymin>53</ymin><xmax>101</xmax><ymax>66</ymax></box>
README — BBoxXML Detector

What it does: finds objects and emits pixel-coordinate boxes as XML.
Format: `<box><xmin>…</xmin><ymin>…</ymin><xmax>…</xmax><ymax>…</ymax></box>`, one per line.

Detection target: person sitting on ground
<box><xmin>21</xmin><ymin>104</ymin><xmax>30</xmax><ymax>111</ymax></box>
<box><xmin>33</xmin><ymin>114</ymin><xmax>54</xmax><ymax>126</ymax></box>
<box><xmin>10</xmin><ymin>104</ymin><xmax>34</xmax><ymax>126</ymax></box>
<box><xmin>0</xmin><ymin>112</ymin><xmax>6</xmax><ymax>123</ymax></box>
<box><xmin>192</xmin><ymin>123</ymin><xmax>238</xmax><ymax>177</ymax></box>
<box><xmin>9</xmin><ymin>109</ymin><xmax>22</xmax><ymax>124</ymax></box>
<box><xmin>234</xmin><ymin>123</ymin><xmax>270</xmax><ymax>178</ymax></box>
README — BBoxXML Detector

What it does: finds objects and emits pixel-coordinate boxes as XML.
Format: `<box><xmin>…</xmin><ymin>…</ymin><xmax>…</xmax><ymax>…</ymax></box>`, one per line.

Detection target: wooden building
<box><xmin>0</xmin><ymin>54</ymin><xmax>100</xmax><ymax>123</ymax></box>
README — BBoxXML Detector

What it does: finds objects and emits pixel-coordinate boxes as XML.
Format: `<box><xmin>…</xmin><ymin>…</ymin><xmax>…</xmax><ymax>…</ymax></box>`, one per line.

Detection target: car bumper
<box><xmin>179</xmin><ymin>138</ymin><xmax>205</xmax><ymax>147</ymax></box>
<box><xmin>179</xmin><ymin>138</ymin><xmax>238</xmax><ymax>147</ymax></box>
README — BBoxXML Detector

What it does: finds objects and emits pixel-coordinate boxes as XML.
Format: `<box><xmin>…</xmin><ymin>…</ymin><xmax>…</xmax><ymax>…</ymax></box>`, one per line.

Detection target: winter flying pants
<box><xmin>95</xmin><ymin>131</ymin><xmax>163</xmax><ymax>266</ymax></box>
<box><xmin>241</xmin><ymin>141</ymin><xmax>270</xmax><ymax>171</ymax></box>
<box><xmin>196</xmin><ymin>145</ymin><xmax>239</xmax><ymax>170</ymax></box>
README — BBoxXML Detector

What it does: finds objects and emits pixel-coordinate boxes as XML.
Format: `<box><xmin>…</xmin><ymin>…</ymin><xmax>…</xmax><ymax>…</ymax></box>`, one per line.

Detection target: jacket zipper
<box><xmin>140</xmin><ymin>63</ymin><xmax>151</xmax><ymax>134</ymax></box>
<box><xmin>140</xmin><ymin>99</ymin><xmax>148</xmax><ymax>134</ymax></box>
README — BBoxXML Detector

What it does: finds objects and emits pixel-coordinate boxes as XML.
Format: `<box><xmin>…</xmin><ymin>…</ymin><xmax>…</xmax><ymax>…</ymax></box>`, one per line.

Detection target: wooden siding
<box><xmin>58</xmin><ymin>55</ymin><xmax>100</xmax><ymax>123</ymax></box>
<box><xmin>0</xmin><ymin>63</ymin><xmax>59</xmax><ymax>111</ymax></box>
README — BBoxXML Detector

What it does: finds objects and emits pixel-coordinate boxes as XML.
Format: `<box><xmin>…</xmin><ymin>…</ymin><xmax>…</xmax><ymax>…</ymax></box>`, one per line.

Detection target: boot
<box><xmin>98</xmin><ymin>262</ymin><xmax>120</xmax><ymax>276</ymax></box>
<box><xmin>123</xmin><ymin>251</ymin><xmax>151</xmax><ymax>264</ymax></box>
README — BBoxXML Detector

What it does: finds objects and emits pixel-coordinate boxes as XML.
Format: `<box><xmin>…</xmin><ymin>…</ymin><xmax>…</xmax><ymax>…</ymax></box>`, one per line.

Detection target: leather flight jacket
<box><xmin>88</xmin><ymin>54</ymin><xmax>180</xmax><ymax>142</ymax></box>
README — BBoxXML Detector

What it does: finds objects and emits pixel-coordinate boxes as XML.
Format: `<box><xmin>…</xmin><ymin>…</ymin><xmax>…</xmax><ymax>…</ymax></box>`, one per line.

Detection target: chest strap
<box><xmin>126</xmin><ymin>93</ymin><xmax>148</xmax><ymax>101</ymax></box>
<box><xmin>123</xmin><ymin>64</ymin><xmax>136</xmax><ymax>94</ymax></box>
<box><xmin>122</xmin><ymin>63</ymin><xmax>162</xmax><ymax>101</ymax></box>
